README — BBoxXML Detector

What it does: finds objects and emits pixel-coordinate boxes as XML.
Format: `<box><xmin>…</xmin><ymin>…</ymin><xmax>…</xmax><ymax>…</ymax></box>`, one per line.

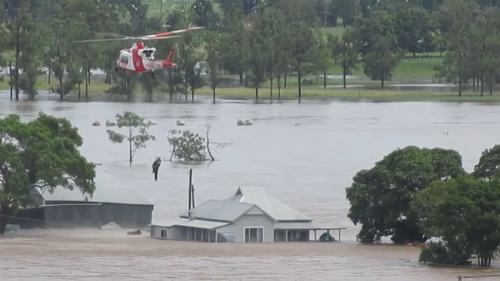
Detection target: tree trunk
<box><xmin>85</xmin><ymin>66</ymin><xmax>89</xmax><ymax>102</ymax></box>
<box><xmin>78</xmin><ymin>83</ymin><xmax>81</xmax><ymax>101</ymax></box>
<box><xmin>212</xmin><ymin>87</ymin><xmax>216</xmax><ymax>104</ymax></box>
<box><xmin>168</xmin><ymin>69</ymin><xmax>174</xmax><ymax>101</ymax></box>
<box><xmin>480</xmin><ymin>71</ymin><xmax>484</xmax><ymax>96</ymax></box>
<box><xmin>0</xmin><ymin>202</ymin><xmax>11</xmax><ymax>235</ymax></box>
<box><xmin>48</xmin><ymin>61</ymin><xmax>51</xmax><ymax>85</ymax></box>
<box><xmin>381</xmin><ymin>70</ymin><xmax>385</xmax><ymax>89</ymax></box>
<box><xmin>323</xmin><ymin>71</ymin><xmax>327</xmax><ymax>89</ymax></box>
<box><xmin>129</xmin><ymin>138</ymin><xmax>133</xmax><ymax>164</ymax></box>
<box><xmin>490</xmin><ymin>75</ymin><xmax>493</xmax><ymax>96</ymax></box>
<box><xmin>343</xmin><ymin>59</ymin><xmax>347</xmax><ymax>89</ymax></box>
<box><xmin>284</xmin><ymin>65</ymin><xmax>287</xmax><ymax>88</ymax></box>
<box><xmin>297</xmin><ymin>61</ymin><xmax>302</xmax><ymax>102</ymax></box>
<box><xmin>270</xmin><ymin>76</ymin><xmax>273</xmax><ymax>101</ymax></box>
<box><xmin>59</xmin><ymin>75</ymin><xmax>63</xmax><ymax>101</ymax></box>
<box><xmin>458</xmin><ymin>76</ymin><xmax>462</xmax><ymax>96</ymax></box>
<box><xmin>15</xmin><ymin>26</ymin><xmax>20</xmax><ymax>101</ymax></box>
<box><xmin>255</xmin><ymin>84</ymin><xmax>258</xmax><ymax>102</ymax></box>
<box><xmin>191</xmin><ymin>87</ymin><xmax>194</xmax><ymax>102</ymax></box>
<box><xmin>473</xmin><ymin>76</ymin><xmax>476</xmax><ymax>92</ymax></box>
<box><xmin>9</xmin><ymin>61</ymin><xmax>13</xmax><ymax>100</ymax></box>
<box><xmin>277</xmin><ymin>74</ymin><xmax>281</xmax><ymax>100</ymax></box>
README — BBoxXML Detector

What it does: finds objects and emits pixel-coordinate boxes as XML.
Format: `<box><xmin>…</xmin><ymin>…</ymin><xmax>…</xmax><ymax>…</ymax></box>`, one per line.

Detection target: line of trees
<box><xmin>4</xmin><ymin>0</ymin><xmax>500</xmax><ymax>102</ymax></box>
<box><xmin>346</xmin><ymin>145</ymin><xmax>500</xmax><ymax>267</ymax></box>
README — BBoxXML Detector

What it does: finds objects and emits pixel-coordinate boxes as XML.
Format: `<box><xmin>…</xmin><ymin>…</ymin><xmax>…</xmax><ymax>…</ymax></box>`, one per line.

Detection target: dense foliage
<box><xmin>0</xmin><ymin>112</ymin><xmax>96</xmax><ymax>235</ymax></box>
<box><xmin>346</xmin><ymin>144</ymin><xmax>500</xmax><ymax>267</ymax></box>
<box><xmin>4</xmin><ymin>0</ymin><xmax>500</xmax><ymax>102</ymax></box>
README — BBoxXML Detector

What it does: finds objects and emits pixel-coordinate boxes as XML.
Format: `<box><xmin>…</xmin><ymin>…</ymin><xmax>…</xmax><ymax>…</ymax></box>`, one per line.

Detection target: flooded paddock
<box><xmin>1</xmin><ymin>91</ymin><xmax>500</xmax><ymax>280</ymax></box>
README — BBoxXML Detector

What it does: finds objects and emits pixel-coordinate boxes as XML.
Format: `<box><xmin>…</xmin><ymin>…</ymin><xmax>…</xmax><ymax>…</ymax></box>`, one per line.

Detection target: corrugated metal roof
<box><xmin>236</xmin><ymin>187</ymin><xmax>311</xmax><ymax>222</ymax></box>
<box><xmin>35</xmin><ymin>185</ymin><xmax>153</xmax><ymax>206</ymax></box>
<box><xmin>179</xmin><ymin>196</ymin><xmax>254</xmax><ymax>222</ymax></box>
<box><xmin>177</xmin><ymin>219</ymin><xmax>229</xmax><ymax>230</ymax></box>
<box><xmin>151</xmin><ymin>218</ymin><xmax>229</xmax><ymax>230</ymax></box>
<box><xmin>151</xmin><ymin>218</ymin><xmax>189</xmax><ymax>227</ymax></box>
<box><xmin>274</xmin><ymin>221</ymin><xmax>318</xmax><ymax>230</ymax></box>
<box><xmin>274</xmin><ymin>222</ymin><xmax>344</xmax><ymax>230</ymax></box>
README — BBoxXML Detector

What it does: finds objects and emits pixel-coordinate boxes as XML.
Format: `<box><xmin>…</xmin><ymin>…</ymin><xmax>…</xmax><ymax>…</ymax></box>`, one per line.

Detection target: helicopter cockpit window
<box><xmin>120</xmin><ymin>55</ymin><xmax>129</xmax><ymax>64</ymax></box>
<box><xmin>140</xmin><ymin>48</ymin><xmax>156</xmax><ymax>60</ymax></box>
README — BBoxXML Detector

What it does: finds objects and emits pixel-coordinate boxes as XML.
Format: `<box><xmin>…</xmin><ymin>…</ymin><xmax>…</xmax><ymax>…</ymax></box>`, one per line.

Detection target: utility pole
<box><xmin>191</xmin><ymin>184</ymin><xmax>195</xmax><ymax>208</ymax></box>
<box><xmin>188</xmin><ymin>169</ymin><xmax>192</xmax><ymax>210</ymax></box>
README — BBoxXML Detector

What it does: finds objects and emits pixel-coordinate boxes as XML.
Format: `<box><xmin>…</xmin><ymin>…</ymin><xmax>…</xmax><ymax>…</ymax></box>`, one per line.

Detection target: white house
<box><xmin>150</xmin><ymin>186</ymin><xmax>344</xmax><ymax>243</ymax></box>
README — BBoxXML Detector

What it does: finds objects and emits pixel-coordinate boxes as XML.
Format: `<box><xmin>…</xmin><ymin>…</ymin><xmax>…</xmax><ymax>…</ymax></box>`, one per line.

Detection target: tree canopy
<box><xmin>4</xmin><ymin>0</ymin><xmax>500</xmax><ymax>102</ymax></box>
<box><xmin>345</xmin><ymin>146</ymin><xmax>464</xmax><ymax>244</ymax></box>
<box><xmin>346</xmin><ymin>143</ymin><xmax>500</xmax><ymax>267</ymax></box>
<box><xmin>0</xmin><ymin>112</ymin><xmax>96</xmax><ymax>235</ymax></box>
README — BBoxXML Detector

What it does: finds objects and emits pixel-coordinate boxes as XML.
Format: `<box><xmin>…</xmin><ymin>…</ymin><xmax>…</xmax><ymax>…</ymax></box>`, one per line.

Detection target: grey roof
<box><xmin>151</xmin><ymin>218</ymin><xmax>189</xmax><ymax>227</ymax></box>
<box><xmin>151</xmin><ymin>218</ymin><xmax>229</xmax><ymax>230</ymax></box>
<box><xmin>236</xmin><ymin>187</ymin><xmax>311</xmax><ymax>222</ymax></box>
<box><xmin>178</xmin><ymin>219</ymin><xmax>229</xmax><ymax>230</ymax></box>
<box><xmin>35</xmin><ymin>185</ymin><xmax>153</xmax><ymax>206</ymax></box>
<box><xmin>179</xmin><ymin>186</ymin><xmax>311</xmax><ymax>222</ymax></box>
<box><xmin>179</xmin><ymin>196</ymin><xmax>254</xmax><ymax>222</ymax></box>
<box><xmin>274</xmin><ymin>222</ymin><xmax>345</xmax><ymax>230</ymax></box>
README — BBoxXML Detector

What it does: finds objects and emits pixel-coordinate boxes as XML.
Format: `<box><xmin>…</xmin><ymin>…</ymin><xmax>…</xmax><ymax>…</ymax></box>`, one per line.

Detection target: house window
<box><xmin>160</xmin><ymin>229</ymin><xmax>167</xmax><ymax>238</ymax></box>
<box><xmin>244</xmin><ymin>227</ymin><xmax>264</xmax><ymax>243</ymax></box>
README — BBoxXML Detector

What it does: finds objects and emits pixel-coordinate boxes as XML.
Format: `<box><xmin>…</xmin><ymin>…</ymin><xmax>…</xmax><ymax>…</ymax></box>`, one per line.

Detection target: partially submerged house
<box><xmin>8</xmin><ymin>185</ymin><xmax>154</xmax><ymax>229</ymax></box>
<box><xmin>150</xmin><ymin>186</ymin><xmax>344</xmax><ymax>243</ymax></box>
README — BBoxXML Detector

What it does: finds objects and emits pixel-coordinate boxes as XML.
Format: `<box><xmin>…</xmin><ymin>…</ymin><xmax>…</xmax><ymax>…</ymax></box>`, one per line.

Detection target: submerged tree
<box><xmin>167</xmin><ymin>123</ymin><xmax>230</xmax><ymax>162</ymax></box>
<box><xmin>0</xmin><ymin>113</ymin><xmax>96</xmax><ymax>235</ymax></box>
<box><xmin>106</xmin><ymin>111</ymin><xmax>156</xmax><ymax>163</ymax></box>
<box><xmin>413</xmin><ymin>175</ymin><xmax>500</xmax><ymax>267</ymax></box>
<box><xmin>345</xmin><ymin>146</ymin><xmax>465</xmax><ymax>244</ymax></box>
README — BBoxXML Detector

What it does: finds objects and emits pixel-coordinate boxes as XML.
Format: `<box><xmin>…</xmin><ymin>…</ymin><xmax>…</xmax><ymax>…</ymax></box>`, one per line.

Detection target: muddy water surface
<box><xmin>1</xmin><ymin>92</ymin><xmax>500</xmax><ymax>280</ymax></box>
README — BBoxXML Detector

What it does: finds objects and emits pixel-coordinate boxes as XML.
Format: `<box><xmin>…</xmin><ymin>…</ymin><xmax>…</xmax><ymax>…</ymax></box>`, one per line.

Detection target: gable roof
<box><xmin>179</xmin><ymin>186</ymin><xmax>311</xmax><ymax>223</ymax></box>
<box><xmin>236</xmin><ymin>187</ymin><xmax>311</xmax><ymax>222</ymax></box>
<box><xmin>179</xmin><ymin>196</ymin><xmax>255</xmax><ymax>222</ymax></box>
<box><xmin>34</xmin><ymin>185</ymin><xmax>153</xmax><ymax>206</ymax></box>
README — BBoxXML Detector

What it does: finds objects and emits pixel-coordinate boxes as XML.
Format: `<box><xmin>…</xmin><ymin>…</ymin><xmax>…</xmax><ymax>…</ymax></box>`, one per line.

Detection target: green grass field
<box><xmin>4</xmin><ymin>74</ymin><xmax>500</xmax><ymax>103</ymax></box>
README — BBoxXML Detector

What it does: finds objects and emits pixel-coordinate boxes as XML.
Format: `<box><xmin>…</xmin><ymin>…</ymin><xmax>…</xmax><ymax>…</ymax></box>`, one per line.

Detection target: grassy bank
<box><xmin>3</xmin><ymin>74</ymin><xmax>500</xmax><ymax>103</ymax></box>
<box><xmin>26</xmin><ymin>85</ymin><xmax>500</xmax><ymax>103</ymax></box>
<box><xmin>192</xmin><ymin>87</ymin><xmax>500</xmax><ymax>102</ymax></box>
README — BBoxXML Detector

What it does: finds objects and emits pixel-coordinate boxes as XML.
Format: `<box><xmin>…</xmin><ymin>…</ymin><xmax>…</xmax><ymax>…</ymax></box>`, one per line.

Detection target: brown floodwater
<box><xmin>1</xmin><ymin>91</ymin><xmax>500</xmax><ymax>280</ymax></box>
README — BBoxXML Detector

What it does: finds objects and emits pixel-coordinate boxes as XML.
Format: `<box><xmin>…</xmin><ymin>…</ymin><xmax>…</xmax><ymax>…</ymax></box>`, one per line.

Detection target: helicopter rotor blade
<box><xmin>73</xmin><ymin>37</ymin><xmax>135</xmax><ymax>43</ymax></box>
<box><xmin>73</xmin><ymin>35</ymin><xmax>182</xmax><ymax>44</ymax></box>
<box><xmin>142</xmin><ymin>35</ymin><xmax>182</xmax><ymax>41</ymax></box>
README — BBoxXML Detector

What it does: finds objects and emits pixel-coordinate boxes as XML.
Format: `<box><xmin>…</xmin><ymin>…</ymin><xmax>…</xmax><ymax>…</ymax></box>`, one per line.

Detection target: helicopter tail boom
<box><xmin>167</xmin><ymin>47</ymin><xmax>175</xmax><ymax>63</ymax></box>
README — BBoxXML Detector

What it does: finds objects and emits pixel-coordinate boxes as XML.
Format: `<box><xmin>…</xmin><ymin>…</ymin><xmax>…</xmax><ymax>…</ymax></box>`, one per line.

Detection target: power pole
<box><xmin>191</xmin><ymin>184</ymin><xmax>195</xmax><ymax>208</ymax></box>
<box><xmin>188</xmin><ymin>169</ymin><xmax>192</xmax><ymax>210</ymax></box>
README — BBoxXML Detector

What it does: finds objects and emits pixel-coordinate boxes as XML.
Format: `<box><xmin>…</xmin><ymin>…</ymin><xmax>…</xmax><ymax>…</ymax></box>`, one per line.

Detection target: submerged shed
<box><xmin>9</xmin><ymin>185</ymin><xmax>154</xmax><ymax>230</ymax></box>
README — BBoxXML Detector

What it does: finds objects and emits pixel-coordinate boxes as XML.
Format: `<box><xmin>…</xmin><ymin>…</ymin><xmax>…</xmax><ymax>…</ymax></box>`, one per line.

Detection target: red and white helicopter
<box><xmin>74</xmin><ymin>26</ymin><xmax>204</xmax><ymax>79</ymax></box>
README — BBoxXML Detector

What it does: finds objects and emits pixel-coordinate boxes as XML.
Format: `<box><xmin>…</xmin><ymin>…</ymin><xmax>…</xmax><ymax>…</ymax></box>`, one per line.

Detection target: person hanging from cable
<box><xmin>152</xmin><ymin>156</ymin><xmax>162</xmax><ymax>181</ymax></box>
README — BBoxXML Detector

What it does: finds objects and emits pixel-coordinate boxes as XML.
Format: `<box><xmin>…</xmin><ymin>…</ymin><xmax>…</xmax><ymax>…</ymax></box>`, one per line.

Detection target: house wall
<box><xmin>219</xmin><ymin>214</ymin><xmax>275</xmax><ymax>243</ymax></box>
<box><xmin>44</xmin><ymin>204</ymin><xmax>101</xmax><ymax>228</ymax></box>
<box><xmin>99</xmin><ymin>203</ymin><xmax>153</xmax><ymax>228</ymax></box>
<box><xmin>11</xmin><ymin>202</ymin><xmax>153</xmax><ymax>229</ymax></box>
<box><xmin>7</xmin><ymin>207</ymin><xmax>46</xmax><ymax>229</ymax></box>
<box><xmin>151</xmin><ymin>225</ymin><xmax>183</xmax><ymax>240</ymax></box>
